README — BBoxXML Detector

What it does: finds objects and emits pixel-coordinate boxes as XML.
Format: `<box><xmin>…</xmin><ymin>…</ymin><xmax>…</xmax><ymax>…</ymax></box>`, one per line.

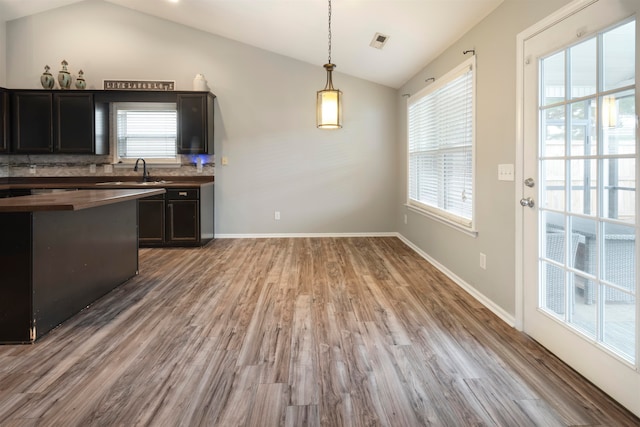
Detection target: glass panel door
<box><xmin>522</xmin><ymin>0</ymin><xmax>640</xmax><ymax>416</ymax></box>
<box><xmin>538</xmin><ymin>18</ymin><xmax>636</xmax><ymax>363</ymax></box>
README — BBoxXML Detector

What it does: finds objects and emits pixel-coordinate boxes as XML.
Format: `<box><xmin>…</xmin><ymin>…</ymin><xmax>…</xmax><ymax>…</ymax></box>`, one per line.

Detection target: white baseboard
<box><xmin>213</xmin><ymin>231</ymin><xmax>514</xmax><ymax>327</ymax></box>
<box><xmin>214</xmin><ymin>232</ymin><xmax>398</xmax><ymax>239</ymax></box>
<box><xmin>396</xmin><ymin>234</ymin><xmax>516</xmax><ymax>327</ymax></box>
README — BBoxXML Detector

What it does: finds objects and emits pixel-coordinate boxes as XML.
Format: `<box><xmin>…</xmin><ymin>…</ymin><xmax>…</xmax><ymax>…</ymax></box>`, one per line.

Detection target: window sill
<box><xmin>405</xmin><ymin>204</ymin><xmax>478</xmax><ymax>238</ymax></box>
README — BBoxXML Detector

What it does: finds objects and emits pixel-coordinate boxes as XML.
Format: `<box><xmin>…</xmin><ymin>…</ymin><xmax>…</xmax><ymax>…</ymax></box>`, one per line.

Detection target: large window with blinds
<box><xmin>113</xmin><ymin>102</ymin><xmax>178</xmax><ymax>163</ymax></box>
<box><xmin>407</xmin><ymin>57</ymin><xmax>476</xmax><ymax>231</ymax></box>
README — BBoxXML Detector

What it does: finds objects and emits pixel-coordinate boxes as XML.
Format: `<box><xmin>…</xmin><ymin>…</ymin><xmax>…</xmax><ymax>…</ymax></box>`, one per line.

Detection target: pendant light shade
<box><xmin>316</xmin><ymin>0</ymin><xmax>342</xmax><ymax>129</ymax></box>
<box><xmin>317</xmin><ymin>63</ymin><xmax>342</xmax><ymax>129</ymax></box>
<box><xmin>603</xmin><ymin>96</ymin><xmax>618</xmax><ymax>128</ymax></box>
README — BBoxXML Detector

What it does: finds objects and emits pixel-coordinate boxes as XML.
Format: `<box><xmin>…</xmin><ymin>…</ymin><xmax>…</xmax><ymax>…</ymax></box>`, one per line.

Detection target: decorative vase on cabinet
<box><xmin>40</xmin><ymin>65</ymin><xmax>55</xmax><ymax>89</ymax></box>
<box><xmin>75</xmin><ymin>70</ymin><xmax>86</xmax><ymax>90</ymax></box>
<box><xmin>192</xmin><ymin>74</ymin><xmax>209</xmax><ymax>91</ymax></box>
<box><xmin>58</xmin><ymin>60</ymin><xmax>71</xmax><ymax>90</ymax></box>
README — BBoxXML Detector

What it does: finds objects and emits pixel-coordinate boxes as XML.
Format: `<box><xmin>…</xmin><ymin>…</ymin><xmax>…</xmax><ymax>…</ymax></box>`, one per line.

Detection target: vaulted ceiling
<box><xmin>0</xmin><ymin>0</ymin><xmax>505</xmax><ymax>88</ymax></box>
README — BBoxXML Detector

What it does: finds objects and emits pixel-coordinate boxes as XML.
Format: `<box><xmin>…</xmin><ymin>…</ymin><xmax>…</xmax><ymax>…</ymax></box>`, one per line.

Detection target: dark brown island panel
<box><xmin>0</xmin><ymin>188</ymin><xmax>164</xmax><ymax>343</ymax></box>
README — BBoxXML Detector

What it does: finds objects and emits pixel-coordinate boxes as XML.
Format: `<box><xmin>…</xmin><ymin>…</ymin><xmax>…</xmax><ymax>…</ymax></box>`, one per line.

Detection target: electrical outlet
<box><xmin>274</xmin><ymin>211</ymin><xmax>281</xmax><ymax>220</ymax></box>
<box><xmin>89</xmin><ymin>164</ymin><xmax>96</xmax><ymax>173</ymax></box>
<box><xmin>479</xmin><ymin>253</ymin><xmax>487</xmax><ymax>270</ymax></box>
<box><xmin>29</xmin><ymin>165</ymin><xmax>36</xmax><ymax>174</ymax></box>
<box><xmin>404</xmin><ymin>214</ymin><xmax>408</xmax><ymax>225</ymax></box>
<box><xmin>221</xmin><ymin>156</ymin><xmax>229</xmax><ymax>166</ymax></box>
<box><xmin>104</xmin><ymin>164</ymin><xmax>113</xmax><ymax>174</ymax></box>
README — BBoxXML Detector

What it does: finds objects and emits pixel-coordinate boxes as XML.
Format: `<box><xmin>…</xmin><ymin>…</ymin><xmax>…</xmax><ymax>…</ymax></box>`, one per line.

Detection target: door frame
<box><xmin>514</xmin><ymin>0</ymin><xmax>600</xmax><ymax>331</ymax></box>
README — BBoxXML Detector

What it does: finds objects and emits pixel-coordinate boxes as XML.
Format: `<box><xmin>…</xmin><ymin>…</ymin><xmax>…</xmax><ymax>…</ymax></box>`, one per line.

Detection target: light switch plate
<box><xmin>498</xmin><ymin>164</ymin><xmax>514</xmax><ymax>181</ymax></box>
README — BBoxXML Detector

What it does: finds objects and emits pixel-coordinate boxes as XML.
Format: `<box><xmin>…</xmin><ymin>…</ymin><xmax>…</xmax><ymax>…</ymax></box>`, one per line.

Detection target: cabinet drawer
<box><xmin>167</xmin><ymin>189</ymin><xmax>199</xmax><ymax>200</ymax></box>
<box><xmin>142</xmin><ymin>193</ymin><xmax>166</xmax><ymax>201</ymax></box>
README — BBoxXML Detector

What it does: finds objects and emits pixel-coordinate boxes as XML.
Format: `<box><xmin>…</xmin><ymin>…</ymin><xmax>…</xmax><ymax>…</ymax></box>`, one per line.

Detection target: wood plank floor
<box><xmin>0</xmin><ymin>237</ymin><xmax>638</xmax><ymax>426</ymax></box>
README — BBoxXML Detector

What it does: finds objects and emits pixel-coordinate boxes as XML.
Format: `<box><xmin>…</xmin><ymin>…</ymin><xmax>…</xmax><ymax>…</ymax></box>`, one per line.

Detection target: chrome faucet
<box><xmin>133</xmin><ymin>158</ymin><xmax>149</xmax><ymax>182</ymax></box>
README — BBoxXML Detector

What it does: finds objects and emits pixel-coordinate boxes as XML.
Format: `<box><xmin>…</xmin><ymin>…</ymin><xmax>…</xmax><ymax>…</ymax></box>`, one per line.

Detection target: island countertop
<box><xmin>0</xmin><ymin>188</ymin><xmax>165</xmax><ymax>213</ymax></box>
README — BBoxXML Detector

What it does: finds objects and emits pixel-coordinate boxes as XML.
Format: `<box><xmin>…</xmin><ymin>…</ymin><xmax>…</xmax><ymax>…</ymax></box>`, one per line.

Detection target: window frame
<box><xmin>111</xmin><ymin>102</ymin><xmax>180</xmax><ymax>165</ymax></box>
<box><xmin>406</xmin><ymin>56</ymin><xmax>477</xmax><ymax>235</ymax></box>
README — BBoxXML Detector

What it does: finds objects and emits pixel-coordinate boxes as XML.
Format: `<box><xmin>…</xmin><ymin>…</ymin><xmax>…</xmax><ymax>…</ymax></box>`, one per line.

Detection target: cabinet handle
<box><xmin>179</xmin><ymin>192</ymin><xmax>187</xmax><ymax>197</ymax></box>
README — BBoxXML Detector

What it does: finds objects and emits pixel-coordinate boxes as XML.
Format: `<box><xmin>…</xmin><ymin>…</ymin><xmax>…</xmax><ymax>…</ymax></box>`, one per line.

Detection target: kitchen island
<box><xmin>0</xmin><ymin>188</ymin><xmax>165</xmax><ymax>343</ymax></box>
<box><xmin>1</xmin><ymin>177</ymin><xmax>215</xmax><ymax>248</ymax></box>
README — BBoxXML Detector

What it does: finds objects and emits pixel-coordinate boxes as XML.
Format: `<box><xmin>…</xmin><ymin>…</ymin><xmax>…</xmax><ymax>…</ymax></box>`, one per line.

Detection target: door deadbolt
<box><xmin>524</xmin><ymin>178</ymin><xmax>535</xmax><ymax>188</ymax></box>
<box><xmin>520</xmin><ymin>197</ymin><xmax>535</xmax><ymax>208</ymax></box>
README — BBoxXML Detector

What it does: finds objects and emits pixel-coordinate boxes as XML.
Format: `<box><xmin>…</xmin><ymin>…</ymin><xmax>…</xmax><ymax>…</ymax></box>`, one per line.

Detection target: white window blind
<box><xmin>115</xmin><ymin>103</ymin><xmax>177</xmax><ymax>161</ymax></box>
<box><xmin>407</xmin><ymin>57</ymin><xmax>475</xmax><ymax>229</ymax></box>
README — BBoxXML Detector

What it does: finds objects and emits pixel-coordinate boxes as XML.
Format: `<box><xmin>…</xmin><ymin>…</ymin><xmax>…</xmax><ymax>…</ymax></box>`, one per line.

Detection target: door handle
<box><xmin>520</xmin><ymin>197</ymin><xmax>535</xmax><ymax>208</ymax></box>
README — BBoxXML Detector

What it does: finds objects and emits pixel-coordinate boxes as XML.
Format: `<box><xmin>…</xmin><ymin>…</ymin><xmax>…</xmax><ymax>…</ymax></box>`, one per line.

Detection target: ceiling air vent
<box><xmin>370</xmin><ymin>33</ymin><xmax>390</xmax><ymax>50</ymax></box>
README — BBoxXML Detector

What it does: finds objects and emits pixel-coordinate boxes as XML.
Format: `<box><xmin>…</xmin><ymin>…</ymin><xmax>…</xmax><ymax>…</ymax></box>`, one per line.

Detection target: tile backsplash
<box><xmin>0</xmin><ymin>154</ymin><xmax>214</xmax><ymax>178</ymax></box>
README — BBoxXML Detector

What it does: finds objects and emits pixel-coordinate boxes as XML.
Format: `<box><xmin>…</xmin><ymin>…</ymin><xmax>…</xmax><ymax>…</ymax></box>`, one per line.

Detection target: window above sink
<box><xmin>112</xmin><ymin>102</ymin><xmax>180</xmax><ymax>165</ymax></box>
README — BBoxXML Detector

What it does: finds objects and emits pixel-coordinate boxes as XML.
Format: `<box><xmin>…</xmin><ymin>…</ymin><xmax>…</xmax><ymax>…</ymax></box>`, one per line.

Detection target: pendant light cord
<box><xmin>327</xmin><ymin>0</ymin><xmax>332</xmax><ymax>64</ymax></box>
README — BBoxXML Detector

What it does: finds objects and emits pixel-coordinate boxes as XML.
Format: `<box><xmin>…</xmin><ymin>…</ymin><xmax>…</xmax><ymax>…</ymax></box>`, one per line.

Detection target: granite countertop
<box><xmin>0</xmin><ymin>176</ymin><xmax>213</xmax><ymax>191</ymax></box>
<box><xmin>0</xmin><ymin>188</ymin><xmax>165</xmax><ymax>212</ymax></box>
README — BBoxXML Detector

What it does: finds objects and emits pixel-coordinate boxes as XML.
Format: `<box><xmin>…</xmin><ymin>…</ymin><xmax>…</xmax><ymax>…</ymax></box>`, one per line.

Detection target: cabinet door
<box><xmin>0</xmin><ymin>89</ymin><xmax>7</xmax><ymax>153</ymax></box>
<box><xmin>11</xmin><ymin>92</ymin><xmax>53</xmax><ymax>153</ymax></box>
<box><xmin>177</xmin><ymin>93</ymin><xmax>213</xmax><ymax>154</ymax></box>
<box><xmin>54</xmin><ymin>93</ymin><xmax>95</xmax><ymax>153</ymax></box>
<box><xmin>139</xmin><ymin>197</ymin><xmax>165</xmax><ymax>246</ymax></box>
<box><xmin>167</xmin><ymin>200</ymin><xmax>199</xmax><ymax>244</ymax></box>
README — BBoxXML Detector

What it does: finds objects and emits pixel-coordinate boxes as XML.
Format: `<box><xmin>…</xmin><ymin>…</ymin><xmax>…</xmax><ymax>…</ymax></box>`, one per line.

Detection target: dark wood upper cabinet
<box><xmin>11</xmin><ymin>92</ymin><xmax>53</xmax><ymax>153</ymax></box>
<box><xmin>6</xmin><ymin>89</ymin><xmax>214</xmax><ymax>156</ymax></box>
<box><xmin>11</xmin><ymin>91</ymin><xmax>101</xmax><ymax>154</ymax></box>
<box><xmin>0</xmin><ymin>88</ymin><xmax>7</xmax><ymax>153</ymax></box>
<box><xmin>54</xmin><ymin>93</ymin><xmax>95</xmax><ymax>154</ymax></box>
<box><xmin>177</xmin><ymin>92</ymin><xmax>214</xmax><ymax>155</ymax></box>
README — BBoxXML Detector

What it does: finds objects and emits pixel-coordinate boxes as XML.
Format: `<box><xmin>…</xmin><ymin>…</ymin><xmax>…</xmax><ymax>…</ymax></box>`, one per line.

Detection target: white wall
<box><xmin>5</xmin><ymin>0</ymin><xmax>397</xmax><ymax>235</ymax></box>
<box><xmin>396</xmin><ymin>0</ymin><xmax>572</xmax><ymax>318</ymax></box>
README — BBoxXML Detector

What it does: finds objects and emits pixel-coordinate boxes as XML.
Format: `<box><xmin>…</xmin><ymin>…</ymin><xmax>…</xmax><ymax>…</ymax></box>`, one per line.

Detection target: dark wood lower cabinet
<box><xmin>167</xmin><ymin>199</ymin><xmax>199</xmax><ymax>244</ymax></box>
<box><xmin>138</xmin><ymin>184</ymin><xmax>213</xmax><ymax>247</ymax></box>
<box><xmin>0</xmin><ymin>189</ymin><xmax>34</xmax><ymax>198</ymax></box>
<box><xmin>138</xmin><ymin>195</ymin><xmax>165</xmax><ymax>246</ymax></box>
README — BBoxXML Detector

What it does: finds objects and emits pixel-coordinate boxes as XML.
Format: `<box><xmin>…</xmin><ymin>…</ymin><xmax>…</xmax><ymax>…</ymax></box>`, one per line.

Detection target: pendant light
<box><xmin>316</xmin><ymin>0</ymin><xmax>342</xmax><ymax>129</ymax></box>
<box><xmin>603</xmin><ymin>96</ymin><xmax>618</xmax><ymax>128</ymax></box>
